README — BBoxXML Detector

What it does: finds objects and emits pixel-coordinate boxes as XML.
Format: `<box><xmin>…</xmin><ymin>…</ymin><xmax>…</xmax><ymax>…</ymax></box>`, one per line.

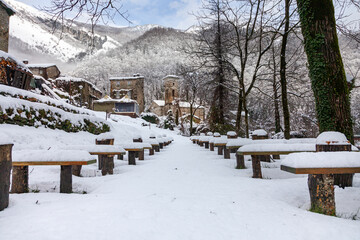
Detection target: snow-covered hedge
<box><xmin>0</xmin><ymin>94</ymin><xmax>110</xmax><ymax>134</ymax></box>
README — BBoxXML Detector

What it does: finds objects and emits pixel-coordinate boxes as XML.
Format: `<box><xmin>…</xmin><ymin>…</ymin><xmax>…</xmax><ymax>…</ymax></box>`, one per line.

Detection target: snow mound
<box><xmin>316</xmin><ymin>131</ymin><xmax>350</xmax><ymax>145</ymax></box>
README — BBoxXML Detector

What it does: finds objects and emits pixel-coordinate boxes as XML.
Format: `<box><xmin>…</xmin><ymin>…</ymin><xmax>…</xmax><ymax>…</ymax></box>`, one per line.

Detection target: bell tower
<box><xmin>164</xmin><ymin>75</ymin><xmax>180</xmax><ymax>105</ymax></box>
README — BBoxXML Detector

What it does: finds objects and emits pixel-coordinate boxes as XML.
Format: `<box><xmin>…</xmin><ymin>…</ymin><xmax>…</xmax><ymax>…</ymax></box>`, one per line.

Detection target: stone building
<box><xmin>53</xmin><ymin>76</ymin><xmax>102</xmax><ymax>109</ymax></box>
<box><xmin>150</xmin><ymin>75</ymin><xmax>205</xmax><ymax>122</ymax></box>
<box><xmin>26</xmin><ymin>63</ymin><xmax>61</xmax><ymax>80</ymax></box>
<box><xmin>0</xmin><ymin>0</ymin><xmax>15</xmax><ymax>53</ymax></box>
<box><xmin>109</xmin><ymin>74</ymin><xmax>145</xmax><ymax>113</ymax></box>
<box><xmin>93</xmin><ymin>95</ymin><xmax>139</xmax><ymax>118</ymax></box>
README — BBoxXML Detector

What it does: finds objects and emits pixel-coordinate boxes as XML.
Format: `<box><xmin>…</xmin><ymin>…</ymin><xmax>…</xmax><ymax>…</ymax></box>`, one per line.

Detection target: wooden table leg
<box><xmin>60</xmin><ymin>165</ymin><xmax>72</xmax><ymax>193</ymax></box>
<box><xmin>224</xmin><ymin>148</ymin><xmax>230</xmax><ymax>159</ymax></box>
<box><xmin>236</xmin><ymin>155</ymin><xmax>246</xmax><ymax>169</ymax></box>
<box><xmin>139</xmin><ymin>150</ymin><xmax>145</xmax><ymax>160</ymax></box>
<box><xmin>155</xmin><ymin>146</ymin><xmax>160</xmax><ymax>152</ymax></box>
<box><xmin>11</xmin><ymin>166</ymin><xmax>29</xmax><ymax>193</ymax></box>
<box><xmin>72</xmin><ymin>165</ymin><xmax>82</xmax><ymax>176</ymax></box>
<box><xmin>159</xmin><ymin>143</ymin><xmax>164</xmax><ymax>149</ymax></box>
<box><xmin>118</xmin><ymin>154</ymin><xmax>123</xmax><ymax>160</ymax></box>
<box><xmin>0</xmin><ymin>144</ymin><xmax>12</xmax><ymax>210</ymax></box>
<box><xmin>205</xmin><ymin>142</ymin><xmax>209</xmax><ymax>149</ymax></box>
<box><xmin>217</xmin><ymin>146</ymin><xmax>223</xmax><ymax>155</ymax></box>
<box><xmin>251</xmin><ymin>155</ymin><xmax>262</xmax><ymax>178</ymax></box>
<box><xmin>150</xmin><ymin>148</ymin><xmax>154</xmax><ymax>155</ymax></box>
<box><xmin>101</xmin><ymin>155</ymin><xmax>114</xmax><ymax>175</ymax></box>
<box><xmin>210</xmin><ymin>143</ymin><xmax>214</xmax><ymax>151</ymax></box>
<box><xmin>128</xmin><ymin>151</ymin><xmax>136</xmax><ymax>165</ymax></box>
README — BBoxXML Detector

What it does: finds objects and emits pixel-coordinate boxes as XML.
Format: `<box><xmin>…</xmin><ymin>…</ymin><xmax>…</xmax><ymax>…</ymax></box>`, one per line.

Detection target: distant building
<box><xmin>0</xmin><ymin>50</ymin><xmax>33</xmax><ymax>90</ymax></box>
<box><xmin>109</xmin><ymin>74</ymin><xmax>145</xmax><ymax>113</ymax></box>
<box><xmin>93</xmin><ymin>95</ymin><xmax>140</xmax><ymax>118</ymax></box>
<box><xmin>26</xmin><ymin>63</ymin><xmax>61</xmax><ymax>80</ymax></box>
<box><xmin>0</xmin><ymin>0</ymin><xmax>15</xmax><ymax>52</ymax></box>
<box><xmin>150</xmin><ymin>75</ymin><xmax>205</xmax><ymax>122</ymax></box>
<box><xmin>53</xmin><ymin>76</ymin><xmax>102</xmax><ymax>109</ymax></box>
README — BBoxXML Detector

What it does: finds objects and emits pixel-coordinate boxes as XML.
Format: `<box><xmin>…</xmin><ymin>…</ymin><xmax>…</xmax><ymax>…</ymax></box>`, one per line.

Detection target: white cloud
<box><xmin>170</xmin><ymin>0</ymin><xmax>202</xmax><ymax>30</ymax></box>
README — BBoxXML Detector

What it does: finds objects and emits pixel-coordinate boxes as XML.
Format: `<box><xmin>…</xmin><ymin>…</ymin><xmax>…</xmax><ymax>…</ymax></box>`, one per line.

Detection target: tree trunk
<box><xmin>243</xmin><ymin>99</ymin><xmax>250</xmax><ymax>138</ymax></box>
<box><xmin>0</xmin><ymin>144</ymin><xmax>12</xmax><ymax>211</ymax></box>
<box><xmin>190</xmin><ymin>104</ymin><xmax>193</xmax><ymax>136</ymax></box>
<box><xmin>280</xmin><ymin>0</ymin><xmax>291</xmax><ymax>139</ymax></box>
<box><xmin>11</xmin><ymin>166</ymin><xmax>29</xmax><ymax>193</ymax></box>
<box><xmin>236</xmin><ymin>94</ymin><xmax>243</xmax><ymax>133</ymax></box>
<box><xmin>296</xmin><ymin>0</ymin><xmax>354</xmax><ymax>142</ymax></box>
<box><xmin>271</xmin><ymin>46</ymin><xmax>281</xmax><ymax>134</ymax></box>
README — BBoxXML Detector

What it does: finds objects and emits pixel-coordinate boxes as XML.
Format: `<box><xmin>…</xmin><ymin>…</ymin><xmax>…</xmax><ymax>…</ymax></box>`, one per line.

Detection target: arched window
<box><xmin>172</xmin><ymin>89</ymin><xmax>175</xmax><ymax>97</ymax></box>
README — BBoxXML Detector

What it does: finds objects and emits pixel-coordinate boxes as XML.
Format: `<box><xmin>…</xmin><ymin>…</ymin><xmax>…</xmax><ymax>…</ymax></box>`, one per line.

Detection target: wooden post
<box><xmin>60</xmin><ymin>165</ymin><xmax>72</xmax><ymax>193</ymax></box>
<box><xmin>224</xmin><ymin>148</ymin><xmax>230</xmax><ymax>159</ymax></box>
<box><xmin>128</xmin><ymin>151</ymin><xmax>136</xmax><ymax>165</ymax></box>
<box><xmin>230</xmin><ymin>147</ymin><xmax>238</xmax><ymax>153</ymax></box>
<box><xmin>154</xmin><ymin>146</ymin><xmax>160</xmax><ymax>152</ymax></box>
<box><xmin>101</xmin><ymin>155</ymin><xmax>114</xmax><ymax>175</ymax></box>
<box><xmin>307</xmin><ymin>143</ymin><xmax>351</xmax><ymax>215</ymax></box>
<box><xmin>236</xmin><ymin>155</ymin><xmax>246</xmax><ymax>169</ymax></box>
<box><xmin>72</xmin><ymin>165</ymin><xmax>82</xmax><ymax>177</ymax></box>
<box><xmin>205</xmin><ymin>142</ymin><xmax>209</xmax><ymax>149</ymax></box>
<box><xmin>252</xmin><ymin>134</ymin><xmax>271</xmax><ymax>162</ymax></box>
<box><xmin>210</xmin><ymin>143</ymin><xmax>214</xmax><ymax>151</ymax></box>
<box><xmin>159</xmin><ymin>143</ymin><xmax>164</xmax><ymax>149</ymax></box>
<box><xmin>139</xmin><ymin>150</ymin><xmax>145</xmax><ymax>160</ymax></box>
<box><xmin>11</xmin><ymin>166</ymin><xmax>29</xmax><ymax>193</ymax></box>
<box><xmin>95</xmin><ymin>138</ymin><xmax>114</xmax><ymax>172</ymax></box>
<box><xmin>199</xmin><ymin>142</ymin><xmax>204</xmax><ymax>147</ymax></box>
<box><xmin>217</xmin><ymin>146</ymin><xmax>223</xmax><ymax>155</ymax></box>
<box><xmin>251</xmin><ymin>155</ymin><xmax>262</xmax><ymax>178</ymax></box>
<box><xmin>118</xmin><ymin>154</ymin><xmax>123</xmax><ymax>160</ymax></box>
<box><xmin>0</xmin><ymin>144</ymin><xmax>13</xmax><ymax>211</ymax></box>
<box><xmin>150</xmin><ymin>148</ymin><xmax>154</xmax><ymax>156</ymax></box>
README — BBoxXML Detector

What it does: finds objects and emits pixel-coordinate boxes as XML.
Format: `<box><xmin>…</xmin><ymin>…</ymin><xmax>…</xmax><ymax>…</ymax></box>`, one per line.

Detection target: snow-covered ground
<box><xmin>0</xmin><ymin>114</ymin><xmax>359</xmax><ymax>239</ymax></box>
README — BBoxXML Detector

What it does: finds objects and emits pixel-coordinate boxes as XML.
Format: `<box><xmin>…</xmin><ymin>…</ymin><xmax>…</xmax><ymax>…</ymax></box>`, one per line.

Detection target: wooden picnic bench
<box><xmin>65</xmin><ymin>145</ymin><xmax>126</xmax><ymax>176</ymax></box>
<box><xmin>123</xmin><ymin>143</ymin><xmax>151</xmax><ymax>165</ymax></box>
<box><xmin>11</xmin><ymin>149</ymin><xmax>96</xmax><ymax>194</ymax></box>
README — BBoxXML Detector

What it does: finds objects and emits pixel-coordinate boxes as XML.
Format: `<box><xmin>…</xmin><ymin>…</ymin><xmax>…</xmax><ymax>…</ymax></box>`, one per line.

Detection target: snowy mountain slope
<box><xmin>6</xmin><ymin>0</ymin><xmax>161</xmax><ymax>65</ymax></box>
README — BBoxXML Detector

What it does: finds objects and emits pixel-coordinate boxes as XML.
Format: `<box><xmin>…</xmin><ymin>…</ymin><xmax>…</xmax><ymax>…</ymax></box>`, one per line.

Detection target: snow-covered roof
<box><xmin>0</xmin><ymin>50</ymin><xmax>31</xmax><ymax>73</ymax></box>
<box><xmin>153</xmin><ymin>100</ymin><xmax>165</xmax><ymax>106</ymax></box>
<box><xmin>0</xmin><ymin>0</ymin><xmax>15</xmax><ymax>15</ymax></box>
<box><xmin>109</xmin><ymin>76</ymin><xmax>144</xmax><ymax>81</ymax></box>
<box><xmin>163</xmin><ymin>75</ymin><xmax>180</xmax><ymax>80</ymax></box>
<box><xmin>95</xmin><ymin>95</ymin><xmax>137</xmax><ymax>104</ymax></box>
<box><xmin>27</xmin><ymin>63</ymin><xmax>57</xmax><ymax>68</ymax></box>
<box><xmin>56</xmin><ymin>76</ymin><xmax>102</xmax><ymax>93</ymax></box>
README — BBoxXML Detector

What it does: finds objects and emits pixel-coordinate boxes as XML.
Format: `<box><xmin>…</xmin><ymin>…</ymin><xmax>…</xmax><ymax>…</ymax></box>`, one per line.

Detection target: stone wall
<box><xmin>110</xmin><ymin>77</ymin><xmax>145</xmax><ymax>113</ymax></box>
<box><xmin>0</xmin><ymin>7</ymin><xmax>10</xmax><ymax>52</ymax></box>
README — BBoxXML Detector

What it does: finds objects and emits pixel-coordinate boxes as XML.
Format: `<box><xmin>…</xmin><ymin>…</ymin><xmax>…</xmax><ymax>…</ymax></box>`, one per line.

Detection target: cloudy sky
<box><xmin>15</xmin><ymin>0</ymin><xmax>360</xmax><ymax>30</ymax></box>
<box><xmin>17</xmin><ymin>0</ymin><xmax>203</xmax><ymax>30</ymax></box>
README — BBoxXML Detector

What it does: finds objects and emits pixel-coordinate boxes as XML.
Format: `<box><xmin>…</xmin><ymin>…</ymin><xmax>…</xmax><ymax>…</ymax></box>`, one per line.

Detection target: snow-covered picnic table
<box><xmin>280</xmin><ymin>152</ymin><xmax>360</xmax><ymax>174</ymax></box>
<box><xmin>12</xmin><ymin>149</ymin><xmax>96</xmax><ymax>194</ymax></box>
<box><xmin>122</xmin><ymin>142</ymin><xmax>153</xmax><ymax>165</ymax></box>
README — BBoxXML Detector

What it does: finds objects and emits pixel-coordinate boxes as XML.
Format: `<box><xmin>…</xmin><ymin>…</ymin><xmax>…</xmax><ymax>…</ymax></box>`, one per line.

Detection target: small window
<box><xmin>39</xmin><ymin>69</ymin><xmax>43</xmax><ymax>74</ymax></box>
<box><xmin>173</xmin><ymin>82</ymin><xmax>175</xmax><ymax>86</ymax></box>
<box><xmin>116</xmin><ymin>81</ymin><xmax>120</xmax><ymax>87</ymax></box>
<box><xmin>127</xmin><ymin>81</ymin><xmax>132</xmax><ymax>86</ymax></box>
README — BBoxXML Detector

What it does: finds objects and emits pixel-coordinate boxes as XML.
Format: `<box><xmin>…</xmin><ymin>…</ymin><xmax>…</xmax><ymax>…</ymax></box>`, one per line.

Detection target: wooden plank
<box><xmin>89</xmin><ymin>152</ymin><xmax>126</xmax><ymax>155</ymax></box>
<box><xmin>12</xmin><ymin>159</ymin><xmax>96</xmax><ymax>166</ymax></box>
<box><xmin>124</xmin><ymin>148</ymin><xmax>142</xmax><ymax>151</ymax></box>
<box><xmin>214</xmin><ymin>143</ymin><xmax>227</xmax><ymax>147</ymax></box>
<box><xmin>143</xmin><ymin>147</ymin><xmax>153</xmax><ymax>149</ymax></box>
<box><xmin>238</xmin><ymin>150</ymin><xmax>315</xmax><ymax>156</ymax></box>
<box><xmin>280</xmin><ymin>165</ymin><xmax>360</xmax><ymax>174</ymax></box>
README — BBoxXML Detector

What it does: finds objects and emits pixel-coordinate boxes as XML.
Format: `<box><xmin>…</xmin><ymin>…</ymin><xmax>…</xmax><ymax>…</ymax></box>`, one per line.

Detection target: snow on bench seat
<box><xmin>64</xmin><ymin>145</ymin><xmax>126</xmax><ymax>155</ymax></box>
<box><xmin>145</xmin><ymin>139</ymin><xmax>160</xmax><ymax>146</ymax></box>
<box><xmin>199</xmin><ymin>136</ymin><xmax>210</xmax><ymax>142</ymax></box>
<box><xmin>12</xmin><ymin>150</ymin><xmax>96</xmax><ymax>166</ymax></box>
<box><xmin>122</xmin><ymin>143</ymin><xmax>152</xmax><ymax>151</ymax></box>
<box><xmin>237</xmin><ymin>143</ymin><xmax>358</xmax><ymax>155</ymax></box>
<box><xmin>226</xmin><ymin>138</ymin><xmax>253</xmax><ymax>148</ymax></box>
<box><xmin>281</xmin><ymin>152</ymin><xmax>360</xmax><ymax>174</ymax></box>
<box><xmin>214</xmin><ymin>137</ymin><xmax>228</xmax><ymax>146</ymax></box>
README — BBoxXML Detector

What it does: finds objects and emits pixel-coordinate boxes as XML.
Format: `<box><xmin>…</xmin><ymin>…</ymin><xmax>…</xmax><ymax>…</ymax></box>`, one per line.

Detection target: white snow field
<box><xmin>0</xmin><ymin>115</ymin><xmax>360</xmax><ymax>239</ymax></box>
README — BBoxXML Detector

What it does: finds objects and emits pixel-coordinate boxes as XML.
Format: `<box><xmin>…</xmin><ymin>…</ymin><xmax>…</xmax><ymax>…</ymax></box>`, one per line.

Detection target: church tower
<box><xmin>164</xmin><ymin>75</ymin><xmax>180</xmax><ymax>105</ymax></box>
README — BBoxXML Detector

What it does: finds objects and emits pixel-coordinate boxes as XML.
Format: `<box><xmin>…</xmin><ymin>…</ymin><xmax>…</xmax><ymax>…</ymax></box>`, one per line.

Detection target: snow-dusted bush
<box><xmin>141</xmin><ymin>112</ymin><xmax>159</xmax><ymax>124</ymax></box>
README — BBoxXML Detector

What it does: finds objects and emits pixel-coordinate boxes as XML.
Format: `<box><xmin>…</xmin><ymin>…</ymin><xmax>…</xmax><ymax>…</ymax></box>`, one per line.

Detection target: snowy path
<box><xmin>1</xmin><ymin>135</ymin><xmax>360</xmax><ymax>240</ymax></box>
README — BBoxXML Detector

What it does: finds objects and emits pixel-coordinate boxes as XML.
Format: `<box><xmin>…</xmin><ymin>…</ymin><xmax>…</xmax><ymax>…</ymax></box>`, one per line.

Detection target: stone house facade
<box><xmin>150</xmin><ymin>75</ymin><xmax>205</xmax><ymax>122</ymax></box>
<box><xmin>0</xmin><ymin>1</ymin><xmax>15</xmax><ymax>53</ymax></box>
<box><xmin>109</xmin><ymin>74</ymin><xmax>145</xmax><ymax>113</ymax></box>
<box><xmin>27</xmin><ymin>64</ymin><xmax>61</xmax><ymax>80</ymax></box>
